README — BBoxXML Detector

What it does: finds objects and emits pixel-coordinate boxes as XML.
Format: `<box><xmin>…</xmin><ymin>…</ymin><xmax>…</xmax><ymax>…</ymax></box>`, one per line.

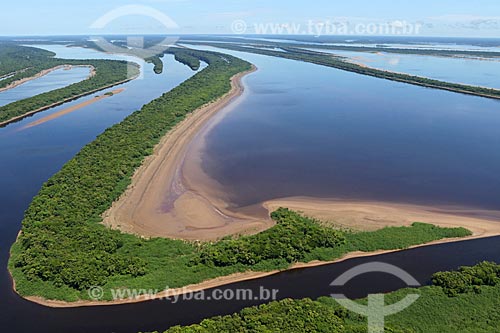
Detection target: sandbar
<box><xmin>21</xmin><ymin>88</ymin><xmax>125</xmax><ymax>129</ymax></box>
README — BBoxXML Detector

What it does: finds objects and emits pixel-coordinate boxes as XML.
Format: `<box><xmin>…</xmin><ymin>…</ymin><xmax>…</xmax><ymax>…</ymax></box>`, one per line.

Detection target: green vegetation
<box><xmin>432</xmin><ymin>261</ymin><xmax>500</xmax><ymax>296</ymax></box>
<box><xmin>146</xmin><ymin>55</ymin><xmax>164</xmax><ymax>74</ymax></box>
<box><xmin>196</xmin><ymin>208</ymin><xmax>346</xmax><ymax>267</ymax></box>
<box><xmin>178</xmin><ymin>36</ymin><xmax>500</xmax><ymax>58</ymax></box>
<box><xmin>0</xmin><ymin>44</ymin><xmax>140</xmax><ymax>125</ymax></box>
<box><xmin>9</xmin><ymin>48</ymin><xmax>253</xmax><ymax>301</ymax></box>
<box><xmin>168</xmin><ymin>49</ymin><xmax>202</xmax><ymax>70</ymax></box>
<box><xmin>159</xmin><ymin>262</ymin><xmax>500</xmax><ymax>333</ymax></box>
<box><xmin>196</xmin><ymin>209</ymin><xmax>470</xmax><ymax>269</ymax></box>
<box><xmin>10</xmin><ymin>193</ymin><xmax>469</xmax><ymax>302</ymax></box>
<box><xmin>7</xmin><ymin>46</ymin><xmax>471</xmax><ymax>302</ymax></box>
<box><xmin>183</xmin><ymin>42</ymin><xmax>500</xmax><ymax>100</ymax></box>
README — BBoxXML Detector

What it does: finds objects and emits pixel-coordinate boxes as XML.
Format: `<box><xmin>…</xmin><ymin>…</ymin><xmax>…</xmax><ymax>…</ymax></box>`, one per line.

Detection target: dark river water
<box><xmin>0</xmin><ymin>44</ymin><xmax>500</xmax><ymax>333</ymax></box>
<box><xmin>190</xmin><ymin>46</ymin><xmax>500</xmax><ymax>211</ymax></box>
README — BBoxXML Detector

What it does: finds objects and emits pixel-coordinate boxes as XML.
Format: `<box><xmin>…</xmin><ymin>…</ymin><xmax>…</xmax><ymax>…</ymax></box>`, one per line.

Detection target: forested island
<box><xmin>3</xmin><ymin>39</ymin><xmax>498</xmax><ymax>333</ymax></box>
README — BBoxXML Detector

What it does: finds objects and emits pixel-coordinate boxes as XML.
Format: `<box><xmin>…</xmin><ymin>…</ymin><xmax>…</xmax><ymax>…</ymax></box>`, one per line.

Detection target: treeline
<box><xmin>145</xmin><ymin>55</ymin><xmax>164</xmax><ymax>74</ymax></box>
<box><xmin>0</xmin><ymin>44</ymin><xmax>59</xmax><ymax>88</ymax></box>
<box><xmin>9</xmin><ymin>49</ymin><xmax>253</xmax><ymax>297</ymax></box>
<box><xmin>8</xmin><ymin>46</ymin><xmax>472</xmax><ymax>302</ymax></box>
<box><xmin>168</xmin><ymin>48</ymin><xmax>202</xmax><ymax>70</ymax></box>
<box><xmin>178</xmin><ymin>36</ymin><xmax>500</xmax><ymax>58</ymax></box>
<box><xmin>195</xmin><ymin>208</ymin><xmax>346</xmax><ymax>267</ymax></box>
<box><xmin>0</xmin><ymin>59</ymin><xmax>138</xmax><ymax>124</ymax></box>
<box><xmin>432</xmin><ymin>261</ymin><xmax>500</xmax><ymax>296</ymax></box>
<box><xmin>183</xmin><ymin>42</ymin><xmax>500</xmax><ymax>100</ymax></box>
<box><xmin>274</xmin><ymin>42</ymin><xmax>500</xmax><ymax>58</ymax></box>
<box><xmin>160</xmin><ymin>262</ymin><xmax>500</xmax><ymax>333</ymax></box>
<box><xmin>145</xmin><ymin>49</ymin><xmax>204</xmax><ymax>73</ymax></box>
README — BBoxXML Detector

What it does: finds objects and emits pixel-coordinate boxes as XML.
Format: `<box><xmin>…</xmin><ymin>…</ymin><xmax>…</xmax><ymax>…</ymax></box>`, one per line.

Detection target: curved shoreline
<box><xmin>102</xmin><ymin>65</ymin><xmax>271</xmax><ymax>241</ymax></box>
<box><xmin>15</xmin><ymin>62</ymin><xmax>500</xmax><ymax>307</ymax></box>
<box><xmin>19</xmin><ymin>88</ymin><xmax>125</xmax><ymax>130</ymax></box>
<box><xmin>22</xmin><ymin>232</ymin><xmax>499</xmax><ymax>308</ymax></box>
<box><xmin>187</xmin><ymin>43</ymin><xmax>500</xmax><ymax>100</ymax></box>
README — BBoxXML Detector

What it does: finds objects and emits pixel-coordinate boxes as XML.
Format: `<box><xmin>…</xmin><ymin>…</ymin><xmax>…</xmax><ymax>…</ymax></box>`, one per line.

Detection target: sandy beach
<box><xmin>264</xmin><ymin>197</ymin><xmax>500</xmax><ymax>238</ymax></box>
<box><xmin>102</xmin><ymin>60</ymin><xmax>500</xmax><ymax>243</ymax></box>
<box><xmin>20</xmin><ymin>88</ymin><xmax>125</xmax><ymax>130</ymax></box>
<box><xmin>102</xmin><ymin>65</ymin><xmax>273</xmax><ymax>241</ymax></box>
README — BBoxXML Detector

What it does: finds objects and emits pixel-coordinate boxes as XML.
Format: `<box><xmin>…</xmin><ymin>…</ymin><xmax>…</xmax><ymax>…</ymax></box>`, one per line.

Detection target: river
<box><xmin>1</xmin><ymin>43</ymin><xmax>500</xmax><ymax>333</ymax></box>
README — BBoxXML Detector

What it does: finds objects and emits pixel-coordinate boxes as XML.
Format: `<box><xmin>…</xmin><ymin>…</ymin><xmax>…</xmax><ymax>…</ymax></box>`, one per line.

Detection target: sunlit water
<box><xmin>305</xmin><ymin>48</ymin><xmax>500</xmax><ymax>89</ymax></box>
<box><xmin>0</xmin><ymin>45</ymin><xmax>203</xmax><ymax>332</ymax></box>
<box><xmin>184</xmin><ymin>45</ymin><xmax>500</xmax><ymax>212</ymax></box>
<box><xmin>0</xmin><ymin>42</ymin><xmax>500</xmax><ymax>333</ymax></box>
<box><xmin>0</xmin><ymin>66</ymin><xmax>91</xmax><ymax>107</ymax></box>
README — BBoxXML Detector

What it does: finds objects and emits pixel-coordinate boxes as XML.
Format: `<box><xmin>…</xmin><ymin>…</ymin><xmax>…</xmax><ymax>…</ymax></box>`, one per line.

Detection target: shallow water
<box><xmin>0</xmin><ymin>45</ymin><xmax>202</xmax><ymax>332</ymax></box>
<box><xmin>0</xmin><ymin>42</ymin><xmax>500</xmax><ymax>333</ymax></box>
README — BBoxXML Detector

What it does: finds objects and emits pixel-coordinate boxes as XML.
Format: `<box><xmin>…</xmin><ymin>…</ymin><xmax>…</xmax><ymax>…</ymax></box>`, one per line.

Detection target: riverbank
<box><xmin>101</xmin><ymin>65</ymin><xmax>271</xmax><ymax>241</ymax></box>
<box><xmin>0</xmin><ymin>65</ymin><xmax>95</xmax><ymax>93</ymax></box>
<box><xmin>185</xmin><ymin>43</ymin><xmax>500</xmax><ymax>100</ymax></box>
<box><xmin>22</xmin><ymin>229</ymin><xmax>493</xmax><ymax>308</ymax></box>
<box><xmin>20</xmin><ymin>88</ymin><xmax>125</xmax><ymax>130</ymax></box>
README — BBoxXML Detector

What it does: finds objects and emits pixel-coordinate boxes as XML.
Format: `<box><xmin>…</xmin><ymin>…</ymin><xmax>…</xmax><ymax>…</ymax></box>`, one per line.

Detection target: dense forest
<box><xmin>5</xmin><ymin>45</ymin><xmax>472</xmax><ymax>303</ymax></box>
<box><xmin>0</xmin><ymin>44</ymin><xmax>139</xmax><ymax>125</ymax></box>
<box><xmin>167</xmin><ymin>49</ymin><xmax>202</xmax><ymax>70</ymax></box>
<box><xmin>160</xmin><ymin>262</ymin><xmax>500</xmax><ymax>333</ymax></box>
<box><xmin>182</xmin><ymin>41</ymin><xmax>500</xmax><ymax>100</ymax></box>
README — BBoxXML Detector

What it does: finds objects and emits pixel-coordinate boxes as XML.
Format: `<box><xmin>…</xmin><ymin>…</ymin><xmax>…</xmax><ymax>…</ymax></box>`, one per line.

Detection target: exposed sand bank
<box><xmin>264</xmin><ymin>197</ymin><xmax>500</xmax><ymax>238</ymax></box>
<box><xmin>19</xmin><ymin>88</ymin><xmax>125</xmax><ymax>130</ymax></box>
<box><xmin>102</xmin><ymin>65</ymin><xmax>272</xmax><ymax>241</ymax></box>
<box><xmin>0</xmin><ymin>65</ymin><xmax>95</xmax><ymax>93</ymax></box>
<box><xmin>21</xmin><ymin>60</ymin><xmax>500</xmax><ymax>308</ymax></box>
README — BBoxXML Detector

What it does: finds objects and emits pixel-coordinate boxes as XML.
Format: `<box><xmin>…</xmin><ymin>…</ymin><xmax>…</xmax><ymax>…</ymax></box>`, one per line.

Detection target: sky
<box><xmin>1</xmin><ymin>0</ymin><xmax>500</xmax><ymax>37</ymax></box>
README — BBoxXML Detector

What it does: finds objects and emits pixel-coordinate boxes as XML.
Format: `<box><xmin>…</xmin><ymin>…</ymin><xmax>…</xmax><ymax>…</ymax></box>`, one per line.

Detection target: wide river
<box><xmin>307</xmin><ymin>48</ymin><xmax>500</xmax><ymax>89</ymax></box>
<box><xmin>185</xmin><ymin>45</ymin><xmax>500</xmax><ymax>212</ymax></box>
<box><xmin>0</xmin><ymin>44</ymin><xmax>500</xmax><ymax>333</ymax></box>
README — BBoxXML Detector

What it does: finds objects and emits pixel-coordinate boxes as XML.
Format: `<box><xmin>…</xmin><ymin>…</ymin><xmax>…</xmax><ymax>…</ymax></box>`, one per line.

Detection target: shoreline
<box><xmin>23</xmin><ymin>232</ymin><xmax>500</xmax><ymax>308</ymax></box>
<box><xmin>0</xmin><ymin>71</ymin><xmax>139</xmax><ymax>128</ymax></box>
<box><xmin>14</xmin><ymin>62</ymin><xmax>500</xmax><ymax>307</ymax></box>
<box><xmin>193</xmin><ymin>43</ymin><xmax>500</xmax><ymax>101</ymax></box>
<box><xmin>102</xmin><ymin>65</ymin><xmax>272</xmax><ymax>241</ymax></box>
<box><xmin>0</xmin><ymin>64</ymin><xmax>95</xmax><ymax>93</ymax></box>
